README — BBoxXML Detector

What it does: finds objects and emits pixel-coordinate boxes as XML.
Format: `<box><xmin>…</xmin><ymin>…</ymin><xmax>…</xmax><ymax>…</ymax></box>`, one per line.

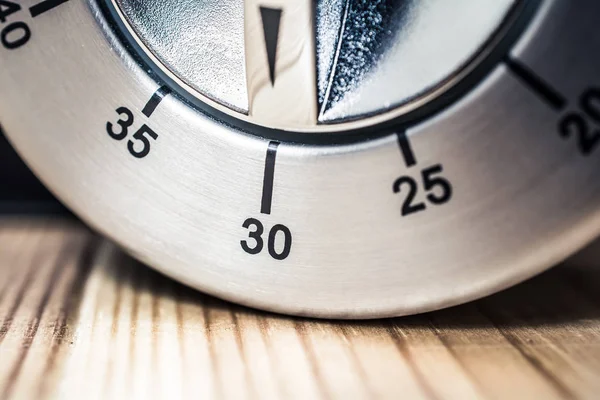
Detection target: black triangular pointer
<box><xmin>259</xmin><ymin>6</ymin><xmax>282</xmax><ymax>86</ymax></box>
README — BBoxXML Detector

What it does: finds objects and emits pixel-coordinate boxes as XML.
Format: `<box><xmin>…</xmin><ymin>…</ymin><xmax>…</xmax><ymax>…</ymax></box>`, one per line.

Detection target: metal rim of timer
<box><xmin>0</xmin><ymin>0</ymin><xmax>599</xmax><ymax>318</ymax></box>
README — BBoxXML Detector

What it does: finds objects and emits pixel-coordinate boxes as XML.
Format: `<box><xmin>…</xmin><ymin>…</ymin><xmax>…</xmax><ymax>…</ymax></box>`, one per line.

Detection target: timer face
<box><xmin>0</xmin><ymin>130</ymin><xmax>66</xmax><ymax>214</ymax></box>
<box><xmin>109</xmin><ymin>0</ymin><xmax>517</xmax><ymax>132</ymax></box>
<box><xmin>0</xmin><ymin>0</ymin><xmax>599</xmax><ymax>318</ymax></box>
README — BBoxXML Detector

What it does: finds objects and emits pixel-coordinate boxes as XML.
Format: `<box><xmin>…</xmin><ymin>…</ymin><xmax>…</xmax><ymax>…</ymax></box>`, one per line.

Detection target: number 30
<box><xmin>241</xmin><ymin>218</ymin><xmax>292</xmax><ymax>260</ymax></box>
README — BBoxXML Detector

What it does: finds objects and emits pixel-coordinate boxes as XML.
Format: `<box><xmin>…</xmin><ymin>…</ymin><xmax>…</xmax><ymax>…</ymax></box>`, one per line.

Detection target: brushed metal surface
<box><xmin>0</xmin><ymin>0</ymin><xmax>599</xmax><ymax>318</ymax></box>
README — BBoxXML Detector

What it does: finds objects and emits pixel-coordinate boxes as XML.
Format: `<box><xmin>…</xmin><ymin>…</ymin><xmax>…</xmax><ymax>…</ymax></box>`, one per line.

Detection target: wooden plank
<box><xmin>1</xmin><ymin>219</ymin><xmax>600</xmax><ymax>399</ymax></box>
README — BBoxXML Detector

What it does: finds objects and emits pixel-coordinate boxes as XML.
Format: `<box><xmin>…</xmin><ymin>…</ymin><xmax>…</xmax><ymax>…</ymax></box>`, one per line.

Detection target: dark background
<box><xmin>0</xmin><ymin>128</ymin><xmax>68</xmax><ymax>214</ymax></box>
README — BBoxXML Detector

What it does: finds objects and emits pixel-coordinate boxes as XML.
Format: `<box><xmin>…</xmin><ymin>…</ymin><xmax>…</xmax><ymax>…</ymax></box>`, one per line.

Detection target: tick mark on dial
<box><xmin>261</xmin><ymin>141</ymin><xmax>279</xmax><ymax>215</ymax></box>
<box><xmin>396</xmin><ymin>131</ymin><xmax>417</xmax><ymax>168</ymax></box>
<box><xmin>142</xmin><ymin>86</ymin><xmax>171</xmax><ymax>118</ymax></box>
<box><xmin>29</xmin><ymin>0</ymin><xmax>69</xmax><ymax>18</ymax></box>
<box><xmin>504</xmin><ymin>56</ymin><xmax>567</xmax><ymax>111</ymax></box>
<box><xmin>259</xmin><ymin>6</ymin><xmax>282</xmax><ymax>86</ymax></box>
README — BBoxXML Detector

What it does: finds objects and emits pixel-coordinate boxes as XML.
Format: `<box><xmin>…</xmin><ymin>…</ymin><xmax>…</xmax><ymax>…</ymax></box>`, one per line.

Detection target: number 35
<box><xmin>106</xmin><ymin>106</ymin><xmax>158</xmax><ymax>159</ymax></box>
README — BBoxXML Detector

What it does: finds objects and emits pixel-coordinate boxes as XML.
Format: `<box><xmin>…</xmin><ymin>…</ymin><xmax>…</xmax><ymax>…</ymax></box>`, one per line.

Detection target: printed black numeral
<box><xmin>105</xmin><ymin>106</ymin><xmax>159</xmax><ymax>159</ymax></box>
<box><xmin>393</xmin><ymin>177</ymin><xmax>425</xmax><ymax>216</ymax></box>
<box><xmin>1</xmin><ymin>21</ymin><xmax>29</xmax><ymax>49</ymax></box>
<box><xmin>0</xmin><ymin>0</ymin><xmax>70</xmax><ymax>50</ymax></box>
<box><xmin>106</xmin><ymin>107</ymin><xmax>134</xmax><ymax>140</ymax></box>
<box><xmin>0</xmin><ymin>1</ymin><xmax>21</xmax><ymax>23</ymax></box>
<box><xmin>241</xmin><ymin>218</ymin><xmax>292</xmax><ymax>260</ymax></box>
<box><xmin>393</xmin><ymin>164</ymin><xmax>453</xmax><ymax>217</ymax></box>
<box><xmin>127</xmin><ymin>125</ymin><xmax>158</xmax><ymax>159</ymax></box>
<box><xmin>422</xmin><ymin>165</ymin><xmax>453</xmax><ymax>205</ymax></box>
<box><xmin>241</xmin><ymin>218</ymin><xmax>264</xmax><ymax>255</ymax></box>
<box><xmin>558</xmin><ymin>88</ymin><xmax>600</xmax><ymax>156</ymax></box>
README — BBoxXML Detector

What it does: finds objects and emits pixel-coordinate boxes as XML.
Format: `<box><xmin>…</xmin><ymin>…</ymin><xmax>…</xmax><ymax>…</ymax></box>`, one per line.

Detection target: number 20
<box><xmin>558</xmin><ymin>88</ymin><xmax>600</xmax><ymax>156</ymax></box>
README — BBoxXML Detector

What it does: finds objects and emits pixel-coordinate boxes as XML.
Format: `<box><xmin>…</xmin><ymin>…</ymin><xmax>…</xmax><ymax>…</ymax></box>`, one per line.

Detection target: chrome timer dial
<box><xmin>1</xmin><ymin>0</ymin><xmax>599</xmax><ymax>318</ymax></box>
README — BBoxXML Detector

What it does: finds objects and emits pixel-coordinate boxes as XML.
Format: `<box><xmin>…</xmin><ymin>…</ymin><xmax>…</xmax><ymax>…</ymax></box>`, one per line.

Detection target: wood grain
<box><xmin>0</xmin><ymin>218</ymin><xmax>599</xmax><ymax>400</ymax></box>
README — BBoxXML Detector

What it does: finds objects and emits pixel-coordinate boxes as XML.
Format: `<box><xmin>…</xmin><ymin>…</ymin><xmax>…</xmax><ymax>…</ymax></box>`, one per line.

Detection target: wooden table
<box><xmin>0</xmin><ymin>219</ymin><xmax>599</xmax><ymax>400</ymax></box>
